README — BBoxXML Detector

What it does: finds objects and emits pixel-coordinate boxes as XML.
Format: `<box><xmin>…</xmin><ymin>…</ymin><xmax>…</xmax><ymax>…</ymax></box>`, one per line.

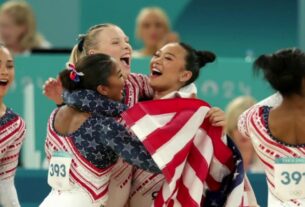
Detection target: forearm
<box><xmin>0</xmin><ymin>178</ymin><xmax>20</xmax><ymax>207</ymax></box>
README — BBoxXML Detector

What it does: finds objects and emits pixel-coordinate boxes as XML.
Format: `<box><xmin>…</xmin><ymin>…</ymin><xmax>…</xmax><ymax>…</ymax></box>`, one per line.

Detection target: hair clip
<box><xmin>66</xmin><ymin>63</ymin><xmax>84</xmax><ymax>82</ymax></box>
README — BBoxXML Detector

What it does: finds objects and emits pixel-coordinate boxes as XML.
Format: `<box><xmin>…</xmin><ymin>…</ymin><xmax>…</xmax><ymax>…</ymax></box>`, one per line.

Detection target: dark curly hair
<box><xmin>254</xmin><ymin>48</ymin><xmax>305</xmax><ymax>96</ymax></box>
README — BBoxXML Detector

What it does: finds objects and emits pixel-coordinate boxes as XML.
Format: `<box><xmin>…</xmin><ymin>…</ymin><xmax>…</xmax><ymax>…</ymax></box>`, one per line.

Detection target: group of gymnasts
<box><xmin>0</xmin><ymin>22</ymin><xmax>305</xmax><ymax>207</ymax></box>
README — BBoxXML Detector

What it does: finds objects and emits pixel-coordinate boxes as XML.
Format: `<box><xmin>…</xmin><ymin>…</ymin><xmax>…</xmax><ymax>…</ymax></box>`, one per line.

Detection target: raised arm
<box><xmin>43</xmin><ymin>77</ymin><xmax>64</xmax><ymax>105</ymax></box>
<box><xmin>128</xmin><ymin>73</ymin><xmax>154</xmax><ymax>101</ymax></box>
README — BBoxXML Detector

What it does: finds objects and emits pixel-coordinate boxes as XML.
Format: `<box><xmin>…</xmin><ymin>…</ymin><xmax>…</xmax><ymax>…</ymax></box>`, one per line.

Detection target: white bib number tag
<box><xmin>274</xmin><ymin>157</ymin><xmax>305</xmax><ymax>200</ymax></box>
<box><xmin>48</xmin><ymin>151</ymin><xmax>73</xmax><ymax>191</ymax></box>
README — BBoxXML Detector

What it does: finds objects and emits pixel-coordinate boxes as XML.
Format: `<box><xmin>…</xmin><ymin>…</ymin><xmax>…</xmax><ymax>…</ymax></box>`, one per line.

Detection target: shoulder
<box><xmin>241</xmin><ymin>104</ymin><xmax>264</xmax><ymax>120</ymax></box>
<box><xmin>0</xmin><ymin>108</ymin><xmax>25</xmax><ymax>141</ymax></box>
<box><xmin>257</xmin><ymin>92</ymin><xmax>283</xmax><ymax>107</ymax></box>
<box><xmin>0</xmin><ymin>108</ymin><xmax>24</xmax><ymax>126</ymax></box>
<box><xmin>249</xmin><ymin>105</ymin><xmax>268</xmax><ymax>119</ymax></box>
<box><xmin>245</xmin><ymin>105</ymin><xmax>271</xmax><ymax>128</ymax></box>
<box><xmin>238</xmin><ymin>105</ymin><xmax>267</xmax><ymax>137</ymax></box>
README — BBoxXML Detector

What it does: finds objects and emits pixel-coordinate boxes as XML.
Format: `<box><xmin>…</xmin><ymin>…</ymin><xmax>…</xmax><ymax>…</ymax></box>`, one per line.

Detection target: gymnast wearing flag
<box><xmin>40</xmin><ymin>53</ymin><xmax>163</xmax><ymax>207</ymax></box>
<box><xmin>43</xmin><ymin>24</ymin><xmax>226</xmax><ymax>207</ymax></box>
<box><xmin>119</xmin><ymin>42</ymin><xmax>257</xmax><ymax>206</ymax></box>
<box><xmin>238</xmin><ymin>48</ymin><xmax>305</xmax><ymax>206</ymax></box>
<box><xmin>0</xmin><ymin>45</ymin><xmax>26</xmax><ymax>207</ymax></box>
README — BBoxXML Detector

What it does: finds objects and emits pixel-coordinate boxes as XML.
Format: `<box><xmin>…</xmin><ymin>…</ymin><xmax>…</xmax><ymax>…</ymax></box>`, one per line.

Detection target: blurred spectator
<box><xmin>133</xmin><ymin>7</ymin><xmax>179</xmax><ymax>58</ymax></box>
<box><xmin>225</xmin><ymin>96</ymin><xmax>263</xmax><ymax>172</ymax></box>
<box><xmin>0</xmin><ymin>0</ymin><xmax>51</xmax><ymax>55</ymax></box>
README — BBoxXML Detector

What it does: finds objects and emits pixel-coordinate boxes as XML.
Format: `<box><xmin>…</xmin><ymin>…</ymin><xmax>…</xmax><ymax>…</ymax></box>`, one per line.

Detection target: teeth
<box><xmin>151</xmin><ymin>68</ymin><xmax>162</xmax><ymax>76</ymax></box>
<box><xmin>122</xmin><ymin>53</ymin><xmax>131</xmax><ymax>58</ymax></box>
<box><xmin>0</xmin><ymin>80</ymin><xmax>8</xmax><ymax>83</ymax></box>
<box><xmin>120</xmin><ymin>57</ymin><xmax>130</xmax><ymax>66</ymax></box>
<box><xmin>152</xmin><ymin>68</ymin><xmax>161</xmax><ymax>73</ymax></box>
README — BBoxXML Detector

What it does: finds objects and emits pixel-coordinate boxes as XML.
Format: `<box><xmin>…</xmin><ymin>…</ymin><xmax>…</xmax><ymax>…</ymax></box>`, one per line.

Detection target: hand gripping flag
<box><xmin>122</xmin><ymin>98</ymin><xmax>257</xmax><ymax>207</ymax></box>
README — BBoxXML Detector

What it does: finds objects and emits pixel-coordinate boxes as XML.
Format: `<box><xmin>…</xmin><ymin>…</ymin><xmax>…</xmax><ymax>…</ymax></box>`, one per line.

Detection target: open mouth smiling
<box><xmin>151</xmin><ymin>68</ymin><xmax>162</xmax><ymax>76</ymax></box>
<box><xmin>120</xmin><ymin>56</ymin><xmax>130</xmax><ymax>68</ymax></box>
<box><xmin>0</xmin><ymin>80</ymin><xmax>8</xmax><ymax>86</ymax></box>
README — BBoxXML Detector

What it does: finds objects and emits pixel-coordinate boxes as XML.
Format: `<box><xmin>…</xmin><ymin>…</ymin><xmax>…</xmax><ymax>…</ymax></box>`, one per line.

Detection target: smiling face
<box><xmin>0</xmin><ymin>47</ymin><xmax>14</xmax><ymax>98</ymax></box>
<box><xmin>97</xmin><ymin>60</ymin><xmax>125</xmax><ymax>102</ymax></box>
<box><xmin>105</xmin><ymin>64</ymin><xmax>125</xmax><ymax>101</ymax></box>
<box><xmin>88</xmin><ymin>25</ymin><xmax>132</xmax><ymax>79</ymax></box>
<box><xmin>149</xmin><ymin>42</ymin><xmax>192</xmax><ymax>97</ymax></box>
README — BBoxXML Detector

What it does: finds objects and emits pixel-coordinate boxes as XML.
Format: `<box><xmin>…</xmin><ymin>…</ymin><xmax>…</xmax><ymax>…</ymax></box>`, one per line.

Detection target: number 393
<box><xmin>49</xmin><ymin>163</ymin><xmax>66</xmax><ymax>177</ymax></box>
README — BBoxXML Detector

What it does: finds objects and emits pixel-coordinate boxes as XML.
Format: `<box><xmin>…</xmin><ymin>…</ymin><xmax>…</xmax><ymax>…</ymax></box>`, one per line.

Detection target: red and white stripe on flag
<box><xmin>122</xmin><ymin>98</ymin><xmax>222</xmax><ymax>206</ymax></box>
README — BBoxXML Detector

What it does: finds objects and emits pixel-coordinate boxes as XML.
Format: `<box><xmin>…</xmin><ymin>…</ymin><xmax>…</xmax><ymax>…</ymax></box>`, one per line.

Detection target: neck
<box><xmin>0</xmin><ymin>100</ymin><xmax>6</xmax><ymax>117</ymax></box>
<box><xmin>153</xmin><ymin>87</ymin><xmax>179</xmax><ymax>100</ymax></box>
<box><xmin>280</xmin><ymin>94</ymin><xmax>305</xmax><ymax>111</ymax></box>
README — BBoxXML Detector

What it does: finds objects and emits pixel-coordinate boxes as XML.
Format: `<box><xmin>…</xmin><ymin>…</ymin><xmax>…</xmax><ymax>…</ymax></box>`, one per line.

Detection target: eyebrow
<box><xmin>111</xmin><ymin>37</ymin><xmax>120</xmax><ymax>41</ymax></box>
<box><xmin>164</xmin><ymin>52</ymin><xmax>176</xmax><ymax>58</ymax></box>
<box><xmin>0</xmin><ymin>60</ymin><xmax>13</xmax><ymax>63</ymax></box>
<box><xmin>111</xmin><ymin>36</ymin><xmax>129</xmax><ymax>41</ymax></box>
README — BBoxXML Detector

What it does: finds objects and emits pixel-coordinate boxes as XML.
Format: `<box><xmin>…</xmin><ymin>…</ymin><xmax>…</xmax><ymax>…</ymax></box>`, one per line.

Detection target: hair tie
<box><xmin>66</xmin><ymin>63</ymin><xmax>84</xmax><ymax>82</ymax></box>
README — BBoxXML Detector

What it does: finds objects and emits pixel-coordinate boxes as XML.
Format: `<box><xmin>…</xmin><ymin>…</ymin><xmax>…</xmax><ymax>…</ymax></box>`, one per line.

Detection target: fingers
<box><xmin>42</xmin><ymin>77</ymin><xmax>64</xmax><ymax>104</ymax></box>
<box><xmin>206</xmin><ymin>107</ymin><xmax>226</xmax><ymax>127</ymax></box>
<box><xmin>42</xmin><ymin>77</ymin><xmax>57</xmax><ymax>92</ymax></box>
<box><xmin>190</xmin><ymin>93</ymin><xmax>197</xmax><ymax>98</ymax></box>
<box><xmin>205</xmin><ymin>107</ymin><xmax>221</xmax><ymax>117</ymax></box>
<box><xmin>210</xmin><ymin>119</ymin><xmax>225</xmax><ymax>127</ymax></box>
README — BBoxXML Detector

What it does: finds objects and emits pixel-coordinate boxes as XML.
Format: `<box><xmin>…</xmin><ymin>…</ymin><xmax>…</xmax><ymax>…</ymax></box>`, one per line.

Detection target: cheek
<box><xmin>9</xmin><ymin>25</ymin><xmax>25</xmax><ymax>40</ymax></box>
<box><xmin>150</xmin><ymin>74</ymin><xmax>174</xmax><ymax>89</ymax></box>
<box><xmin>155</xmin><ymin>27</ymin><xmax>167</xmax><ymax>35</ymax></box>
<box><xmin>140</xmin><ymin>32</ymin><xmax>151</xmax><ymax>42</ymax></box>
<box><xmin>118</xmin><ymin>79</ymin><xmax>125</xmax><ymax>90</ymax></box>
<box><xmin>164</xmin><ymin>64</ymin><xmax>182</xmax><ymax>79</ymax></box>
<box><xmin>140</xmin><ymin>25</ymin><xmax>150</xmax><ymax>34</ymax></box>
<box><xmin>11</xmin><ymin>70</ymin><xmax>15</xmax><ymax>79</ymax></box>
<box><xmin>96</xmin><ymin>44</ymin><xmax>118</xmax><ymax>56</ymax></box>
<box><xmin>107</xmin><ymin>48</ymin><xmax>121</xmax><ymax>60</ymax></box>
<box><xmin>115</xmin><ymin>81</ymin><xmax>125</xmax><ymax>99</ymax></box>
<box><xmin>0</xmin><ymin>27</ymin><xmax>15</xmax><ymax>39</ymax></box>
<box><xmin>8</xmin><ymin>70</ymin><xmax>15</xmax><ymax>82</ymax></box>
<box><xmin>113</xmin><ymin>78</ymin><xmax>124</xmax><ymax>89</ymax></box>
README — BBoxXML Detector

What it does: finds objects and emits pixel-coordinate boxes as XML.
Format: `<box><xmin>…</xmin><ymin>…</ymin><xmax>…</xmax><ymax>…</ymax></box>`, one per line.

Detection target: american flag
<box><xmin>122</xmin><ymin>98</ymin><xmax>257</xmax><ymax>207</ymax></box>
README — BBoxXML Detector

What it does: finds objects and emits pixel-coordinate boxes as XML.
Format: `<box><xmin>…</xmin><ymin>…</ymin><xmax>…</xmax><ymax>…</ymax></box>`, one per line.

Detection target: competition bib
<box><xmin>48</xmin><ymin>151</ymin><xmax>73</xmax><ymax>191</ymax></box>
<box><xmin>274</xmin><ymin>157</ymin><xmax>305</xmax><ymax>200</ymax></box>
